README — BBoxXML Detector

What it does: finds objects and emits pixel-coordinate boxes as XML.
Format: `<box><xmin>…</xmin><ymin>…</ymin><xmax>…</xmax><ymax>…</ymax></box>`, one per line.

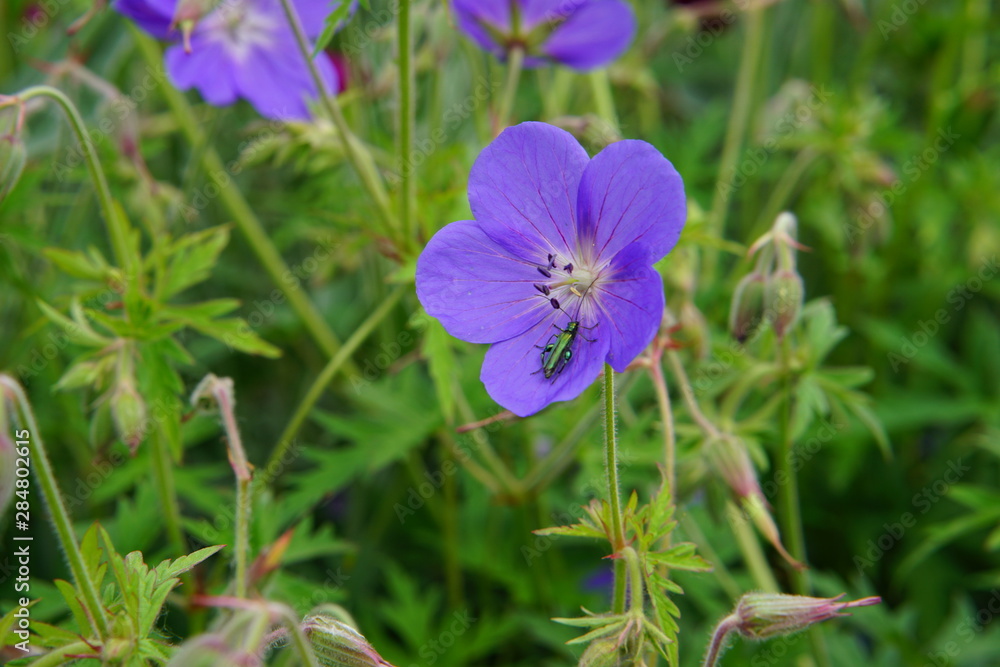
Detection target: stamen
<box><xmin>563</xmin><ymin>263</ymin><xmax>573</xmax><ymax>273</ymax></box>
<box><xmin>537</xmin><ymin>267</ymin><xmax>552</xmax><ymax>278</ymax></box>
<box><xmin>534</xmin><ymin>283</ymin><xmax>551</xmax><ymax>296</ymax></box>
<box><xmin>550</xmin><ymin>298</ymin><xmax>561</xmax><ymax>310</ymax></box>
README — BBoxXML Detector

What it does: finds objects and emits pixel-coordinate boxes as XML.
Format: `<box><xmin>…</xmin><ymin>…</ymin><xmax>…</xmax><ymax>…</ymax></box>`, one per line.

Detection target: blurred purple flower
<box><xmin>416</xmin><ymin>122</ymin><xmax>685</xmax><ymax>417</ymax></box>
<box><xmin>114</xmin><ymin>0</ymin><xmax>345</xmax><ymax>120</ymax></box>
<box><xmin>452</xmin><ymin>0</ymin><xmax>636</xmax><ymax>71</ymax></box>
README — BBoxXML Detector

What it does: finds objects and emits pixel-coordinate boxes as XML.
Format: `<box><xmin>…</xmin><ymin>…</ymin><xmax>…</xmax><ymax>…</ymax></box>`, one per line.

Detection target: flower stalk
<box><xmin>0</xmin><ymin>375</ymin><xmax>110</xmax><ymax>640</ymax></box>
<box><xmin>276</xmin><ymin>0</ymin><xmax>399</xmax><ymax>243</ymax></box>
<box><xmin>1</xmin><ymin>87</ymin><xmax>132</xmax><ymax>274</ymax></box>
<box><xmin>603</xmin><ymin>364</ymin><xmax>627</xmax><ymax>614</ymax></box>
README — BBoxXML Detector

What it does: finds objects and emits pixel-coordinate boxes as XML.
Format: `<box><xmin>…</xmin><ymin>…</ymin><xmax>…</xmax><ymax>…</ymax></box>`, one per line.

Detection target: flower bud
<box><xmin>302</xmin><ymin>615</ymin><xmax>396</xmax><ymax>667</ymax></box>
<box><xmin>578</xmin><ymin>637</ymin><xmax>627</xmax><ymax>667</ymax></box>
<box><xmin>0</xmin><ymin>132</ymin><xmax>27</xmax><ymax>204</ymax></box>
<box><xmin>734</xmin><ymin>592</ymin><xmax>881</xmax><ymax>640</ymax></box>
<box><xmin>729</xmin><ymin>272</ymin><xmax>767</xmax><ymax>343</ymax></box>
<box><xmin>111</xmin><ymin>382</ymin><xmax>147</xmax><ymax>453</ymax></box>
<box><xmin>765</xmin><ymin>269</ymin><xmax>804</xmax><ymax>339</ymax></box>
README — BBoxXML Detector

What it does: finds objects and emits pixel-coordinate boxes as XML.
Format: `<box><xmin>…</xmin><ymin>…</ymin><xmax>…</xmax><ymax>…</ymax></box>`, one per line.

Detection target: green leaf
<box><xmin>844</xmin><ymin>398</ymin><xmax>892</xmax><ymax>460</ymax></box>
<box><xmin>43</xmin><ymin>247</ymin><xmax>108</xmax><ymax>281</ymax></box>
<box><xmin>183</xmin><ymin>316</ymin><xmax>282</xmax><ymax>358</ymax></box>
<box><xmin>154</xmin><ymin>544</ymin><xmax>226</xmax><ymax>581</ymax></box>
<box><xmin>53</xmin><ymin>579</ymin><xmax>92</xmax><ymax>636</ymax></box>
<box><xmin>161</xmin><ymin>226</ymin><xmax>231</xmax><ymax>298</ymax></box>
<box><xmin>533</xmin><ymin>523</ymin><xmax>606</xmax><ymax>540</ymax></box>
<box><xmin>36</xmin><ymin>299</ymin><xmax>112</xmax><ymax>347</ymax></box>
<box><xmin>312</xmin><ymin>3</ymin><xmax>353</xmax><ymax>57</ymax></box>
<box><xmin>645</xmin><ymin>543</ymin><xmax>713</xmax><ymax>573</ymax></box>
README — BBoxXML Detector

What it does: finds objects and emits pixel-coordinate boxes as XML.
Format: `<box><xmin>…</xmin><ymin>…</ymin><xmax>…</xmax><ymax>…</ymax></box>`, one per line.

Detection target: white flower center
<box><xmin>531</xmin><ymin>250</ymin><xmax>607</xmax><ymax>322</ymax></box>
<box><xmin>202</xmin><ymin>0</ymin><xmax>276</xmax><ymax>62</ymax></box>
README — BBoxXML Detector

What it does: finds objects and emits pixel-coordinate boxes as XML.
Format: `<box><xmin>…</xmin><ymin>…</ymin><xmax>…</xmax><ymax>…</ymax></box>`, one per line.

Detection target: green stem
<box><xmin>666</xmin><ymin>351</ymin><xmax>721</xmax><ymax>438</ymax></box>
<box><xmin>588</xmin><ymin>69</ymin><xmax>619</xmax><ymax>132</ymax></box>
<box><xmin>265</xmin><ymin>285</ymin><xmax>407</xmax><ymax>479</ymax></box>
<box><xmin>150</xmin><ymin>425</ymin><xmax>186</xmax><ymax>556</ymax></box>
<box><xmin>496</xmin><ymin>46</ymin><xmax>525</xmax><ymax>132</ymax></box>
<box><xmin>8</xmin><ymin>86</ymin><xmax>132</xmax><ymax>274</ymax></box>
<box><xmin>235</xmin><ymin>476</ymin><xmax>251</xmax><ymax>598</ymax></box>
<box><xmin>275</xmin><ymin>0</ymin><xmax>399</xmax><ymax>242</ymax></box>
<box><xmin>777</xmin><ymin>339</ymin><xmax>806</xmax><ymax>589</ymax></box>
<box><xmin>648</xmin><ymin>360</ymin><xmax>676</xmax><ymax>505</ymax></box>
<box><xmin>398</xmin><ymin>0</ymin><xmax>415</xmax><ymax>244</ymax></box>
<box><xmin>1</xmin><ymin>376</ymin><xmax>110</xmax><ymax>640</ymax></box>
<box><xmin>603</xmin><ymin>365</ymin><xmax>627</xmax><ymax>614</ymax></box>
<box><xmin>706</xmin><ymin>3</ymin><xmax>766</xmax><ymax>271</ymax></box>
<box><xmin>728</xmin><ymin>501</ymin><xmax>779</xmax><ymax>593</ymax></box>
<box><xmin>131</xmin><ymin>31</ymin><xmax>350</xmax><ymax>365</ymax></box>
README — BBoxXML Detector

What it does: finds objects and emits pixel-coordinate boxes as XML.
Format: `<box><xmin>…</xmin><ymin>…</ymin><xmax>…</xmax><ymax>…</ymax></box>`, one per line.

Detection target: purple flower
<box><xmin>114</xmin><ymin>0</ymin><xmax>344</xmax><ymax>120</ymax></box>
<box><xmin>452</xmin><ymin>0</ymin><xmax>636</xmax><ymax>71</ymax></box>
<box><xmin>416</xmin><ymin>122</ymin><xmax>685</xmax><ymax>417</ymax></box>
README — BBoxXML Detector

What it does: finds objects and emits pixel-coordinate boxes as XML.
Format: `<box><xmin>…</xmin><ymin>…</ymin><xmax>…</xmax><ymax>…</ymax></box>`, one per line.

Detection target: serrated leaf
<box><xmin>184</xmin><ymin>316</ymin><xmax>282</xmax><ymax>358</ymax></box>
<box><xmin>646</xmin><ymin>543</ymin><xmax>712</xmax><ymax>573</ymax></box>
<box><xmin>162</xmin><ymin>226</ymin><xmax>230</xmax><ymax>298</ymax></box>
<box><xmin>36</xmin><ymin>299</ymin><xmax>112</xmax><ymax>347</ymax></box>
<box><xmin>844</xmin><ymin>398</ymin><xmax>892</xmax><ymax>460</ymax></box>
<box><xmin>312</xmin><ymin>3</ymin><xmax>353</xmax><ymax>56</ymax></box>
<box><xmin>533</xmin><ymin>523</ymin><xmax>606</xmax><ymax>540</ymax></box>
<box><xmin>43</xmin><ymin>247</ymin><xmax>106</xmax><ymax>281</ymax></box>
<box><xmin>53</xmin><ymin>579</ymin><xmax>92</xmax><ymax>635</ymax></box>
<box><xmin>155</xmin><ymin>544</ymin><xmax>225</xmax><ymax>581</ymax></box>
<box><xmin>55</xmin><ymin>358</ymin><xmax>104</xmax><ymax>391</ymax></box>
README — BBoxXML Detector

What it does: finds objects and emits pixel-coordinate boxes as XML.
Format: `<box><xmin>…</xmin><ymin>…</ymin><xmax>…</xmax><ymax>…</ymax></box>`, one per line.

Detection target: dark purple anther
<box><xmin>537</xmin><ymin>267</ymin><xmax>552</xmax><ymax>278</ymax></box>
<box><xmin>563</xmin><ymin>263</ymin><xmax>573</xmax><ymax>273</ymax></box>
<box><xmin>534</xmin><ymin>283</ymin><xmax>551</xmax><ymax>295</ymax></box>
<box><xmin>550</xmin><ymin>298</ymin><xmax>561</xmax><ymax>310</ymax></box>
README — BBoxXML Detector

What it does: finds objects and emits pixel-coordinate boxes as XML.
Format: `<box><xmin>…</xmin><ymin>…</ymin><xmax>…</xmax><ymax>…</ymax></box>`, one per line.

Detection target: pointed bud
<box><xmin>0</xmin><ymin>133</ymin><xmax>27</xmax><ymax>204</ymax></box>
<box><xmin>765</xmin><ymin>269</ymin><xmax>804</xmax><ymax>339</ymax></box>
<box><xmin>302</xmin><ymin>615</ymin><xmax>397</xmax><ymax>667</ymax></box>
<box><xmin>734</xmin><ymin>592</ymin><xmax>881</xmax><ymax>640</ymax></box>
<box><xmin>738</xmin><ymin>494</ymin><xmax>805</xmax><ymax>571</ymax></box>
<box><xmin>729</xmin><ymin>272</ymin><xmax>768</xmax><ymax>342</ymax></box>
<box><xmin>111</xmin><ymin>382</ymin><xmax>147</xmax><ymax>453</ymax></box>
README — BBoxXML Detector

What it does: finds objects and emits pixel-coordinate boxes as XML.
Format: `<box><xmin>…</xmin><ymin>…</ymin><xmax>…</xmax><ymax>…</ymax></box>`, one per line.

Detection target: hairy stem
<box><xmin>603</xmin><ymin>365</ymin><xmax>627</xmax><ymax>614</ymax></box>
<box><xmin>132</xmin><ymin>31</ymin><xmax>351</xmax><ymax>365</ymax></box>
<box><xmin>7</xmin><ymin>86</ymin><xmax>132</xmax><ymax>274</ymax></box>
<box><xmin>276</xmin><ymin>0</ymin><xmax>399</xmax><ymax>242</ymax></box>
<box><xmin>398</xmin><ymin>0</ymin><xmax>416</xmax><ymax>244</ymax></box>
<box><xmin>1</xmin><ymin>376</ymin><xmax>110</xmax><ymax>640</ymax></box>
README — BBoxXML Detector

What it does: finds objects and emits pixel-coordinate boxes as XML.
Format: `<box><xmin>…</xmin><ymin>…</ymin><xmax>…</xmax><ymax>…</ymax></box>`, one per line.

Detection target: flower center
<box><xmin>204</xmin><ymin>0</ymin><xmax>275</xmax><ymax>62</ymax></box>
<box><xmin>531</xmin><ymin>251</ymin><xmax>602</xmax><ymax>320</ymax></box>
